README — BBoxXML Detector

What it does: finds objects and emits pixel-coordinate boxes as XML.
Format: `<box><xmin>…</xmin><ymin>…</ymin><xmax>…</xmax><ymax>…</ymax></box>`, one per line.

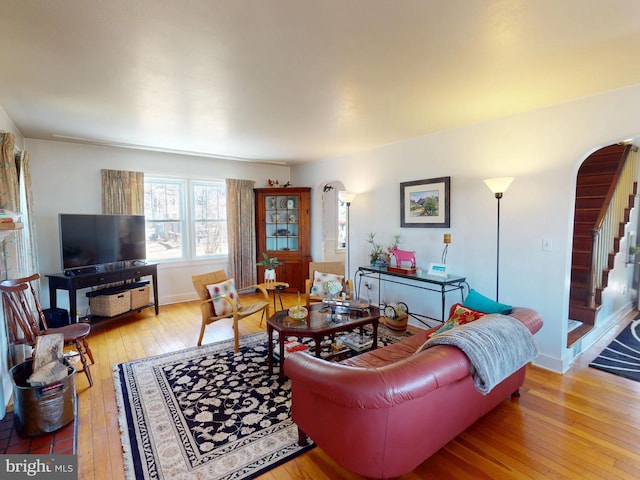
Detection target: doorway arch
<box><xmin>319</xmin><ymin>180</ymin><xmax>345</xmax><ymax>261</ymax></box>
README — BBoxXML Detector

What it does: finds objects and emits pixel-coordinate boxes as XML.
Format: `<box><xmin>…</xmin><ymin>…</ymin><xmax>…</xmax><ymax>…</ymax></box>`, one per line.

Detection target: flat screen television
<box><xmin>59</xmin><ymin>214</ymin><xmax>146</xmax><ymax>271</ymax></box>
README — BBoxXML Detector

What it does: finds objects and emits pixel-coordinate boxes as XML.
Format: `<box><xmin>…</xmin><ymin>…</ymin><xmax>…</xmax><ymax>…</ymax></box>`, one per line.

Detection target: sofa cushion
<box><xmin>310</xmin><ymin>271</ymin><xmax>344</xmax><ymax>296</ymax></box>
<box><xmin>429</xmin><ymin>303</ymin><xmax>486</xmax><ymax>338</ymax></box>
<box><xmin>341</xmin><ymin>332</ymin><xmax>429</xmax><ymax>367</ymax></box>
<box><xmin>463</xmin><ymin>289</ymin><xmax>512</xmax><ymax>314</ymax></box>
<box><xmin>206</xmin><ymin>278</ymin><xmax>240</xmax><ymax>316</ymax></box>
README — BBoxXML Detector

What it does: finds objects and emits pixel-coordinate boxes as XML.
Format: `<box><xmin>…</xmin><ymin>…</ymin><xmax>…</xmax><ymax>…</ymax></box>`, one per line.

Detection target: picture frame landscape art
<box><xmin>400</xmin><ymin>176</ymin><xmax>450</xmax><ymax>228</ymax></box>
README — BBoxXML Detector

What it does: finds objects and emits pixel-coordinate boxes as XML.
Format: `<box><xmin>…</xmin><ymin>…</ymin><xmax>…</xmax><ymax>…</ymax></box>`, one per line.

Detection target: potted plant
<box><xmin>367</xmin><ymin>233</ymin><xmax>400</xmax><ymax>266</ymax></box>
<box><xmin>257</xmin><ymin>253</ymin><xmax>282</xmax><ymax>282</ymax></box>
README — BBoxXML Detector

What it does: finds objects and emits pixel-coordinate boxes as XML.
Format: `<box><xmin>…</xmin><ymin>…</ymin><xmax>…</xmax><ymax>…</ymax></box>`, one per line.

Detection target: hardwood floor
<box><xmin>74</xmin><ymin>294</ymin><xmax>640</xmax><ymax>479</ymax></box>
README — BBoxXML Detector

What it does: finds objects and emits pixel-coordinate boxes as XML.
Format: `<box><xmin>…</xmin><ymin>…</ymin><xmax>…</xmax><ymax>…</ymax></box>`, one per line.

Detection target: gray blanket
<box><xmin>415</xmin><ymin>314</ymin><xmax>538</xmax><ymax>395</ymax></box>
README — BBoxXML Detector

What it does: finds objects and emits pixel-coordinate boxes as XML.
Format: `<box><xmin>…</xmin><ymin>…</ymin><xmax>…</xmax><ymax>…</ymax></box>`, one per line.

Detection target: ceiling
<box><xmin>2</xmin><ymin>0</ymin><xmax>640</xmax><ymax>165</ymax></box>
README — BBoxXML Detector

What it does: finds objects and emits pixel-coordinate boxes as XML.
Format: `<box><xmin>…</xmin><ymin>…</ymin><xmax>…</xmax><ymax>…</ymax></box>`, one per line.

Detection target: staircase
<box><xmin>569</xmin><ymin>144</ymin><xmax>635</xmax><ymax>346</ymax></box>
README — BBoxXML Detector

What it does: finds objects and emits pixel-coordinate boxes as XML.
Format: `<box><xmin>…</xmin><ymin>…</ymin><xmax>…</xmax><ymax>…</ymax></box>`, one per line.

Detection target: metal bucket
<box><xmin>10</xmin><ymin>359</ymin><xmax>76</xmax><ymax>436</ymax></box>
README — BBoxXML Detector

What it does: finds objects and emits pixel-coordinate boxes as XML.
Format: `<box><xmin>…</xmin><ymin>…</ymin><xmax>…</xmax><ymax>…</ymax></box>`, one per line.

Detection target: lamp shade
<box><xmin>338</xmin><ymin>191</ymin><xmax>357</xmax><ymax>204</ymax></box>
<box><xmin>484</xmin><ymin>177</ymin><xmax>514</xmax><ymax>194</ymax></box>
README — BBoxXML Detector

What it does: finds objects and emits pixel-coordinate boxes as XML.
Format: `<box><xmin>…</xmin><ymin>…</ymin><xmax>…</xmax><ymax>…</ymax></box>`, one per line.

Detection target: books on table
<box><xmin>341</xmin><ymin>333</ymin><xmax>373</xmax><ymax>352</ymax></box>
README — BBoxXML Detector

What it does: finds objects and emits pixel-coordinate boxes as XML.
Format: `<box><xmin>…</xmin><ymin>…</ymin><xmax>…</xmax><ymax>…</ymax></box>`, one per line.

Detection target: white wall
<box><xmin>25</xmin><ymin>139</ymin><xmax>291</xmax><ymax>313</ymax></box>
<box><xmin>291</xmin><ymin>83</ymin><xmax>640</xmax><ymax>373</ymax></box>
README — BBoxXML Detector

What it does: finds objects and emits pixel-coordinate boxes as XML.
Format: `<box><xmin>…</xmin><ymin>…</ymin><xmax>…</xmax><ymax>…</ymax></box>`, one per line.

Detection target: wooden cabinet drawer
<box><xmin>75</xmin><ymin>271</ymin><xmax>121</xmax><ymax>288</ymax></box>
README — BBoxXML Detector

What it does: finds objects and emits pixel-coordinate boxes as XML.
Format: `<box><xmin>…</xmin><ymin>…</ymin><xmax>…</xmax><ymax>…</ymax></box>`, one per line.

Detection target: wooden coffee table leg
<box><xmin>268</xmin><ymin>325</ymin><xmax>274</xmax><ymax>375</ymax></box>
<box><xmin>314</xmin><ymin>334</ymin><xmax>323</xmax><ymax>358</ymax></box>
<box><xmin>279</xmin><ymin>335</ymin><xmax>286</xmax><ymax>385</ymax></box>
<box><xmin>372</xmin><ymin>318</ymin><xmax>379</xmax><ymax>349</ymax></box>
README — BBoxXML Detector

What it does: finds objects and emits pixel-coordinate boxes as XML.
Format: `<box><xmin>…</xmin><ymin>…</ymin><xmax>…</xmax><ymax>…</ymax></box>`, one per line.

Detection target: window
<box><xmin>192</xmin><ymin>182</ymin><xmax>227</xmax><ymax>257</ymax></box>
<box><xmin>144</xmin><ymin>179</ymin><xmax>185</xmax><ymax>260</ymax></box>
<box><xmin>144</xmin><ymin>178</ymin><xmax>227</xmax><ymax>261</ymax></box>
<box><xmin>337</xmin><ymin>197</ymin><xmax>347</xmax><ymax>250</ymax></box>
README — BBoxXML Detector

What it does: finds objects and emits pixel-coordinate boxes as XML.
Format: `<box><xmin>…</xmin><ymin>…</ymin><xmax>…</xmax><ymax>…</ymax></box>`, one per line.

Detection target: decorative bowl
<box><xmin>288</xmin><ymin>306</ymin><xmax>308</xmax><ymax>320</ymax></box>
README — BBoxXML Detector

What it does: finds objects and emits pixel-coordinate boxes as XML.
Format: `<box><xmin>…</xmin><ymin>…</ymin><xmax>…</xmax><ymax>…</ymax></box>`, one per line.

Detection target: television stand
<box><xmin>46</xmin><ymin>263</ymin><xmax>159</xmax><ymax>323</ymax></box>
<box><xmin>64</xmin><ymin>266</ymin><xmax>99</xmax><ymax>276</ymax></box>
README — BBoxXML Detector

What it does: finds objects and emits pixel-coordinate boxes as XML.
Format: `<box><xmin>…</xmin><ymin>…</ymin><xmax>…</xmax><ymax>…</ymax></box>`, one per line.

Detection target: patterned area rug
<box><xmin>589</xmin><ymin>316</ymin><xmax>640</xmax><ymax>382</ymax></box>
<box><xmin>114</xmin><ymin>326</ymin><xmax>410</xmax><ymax>480</ymax></box>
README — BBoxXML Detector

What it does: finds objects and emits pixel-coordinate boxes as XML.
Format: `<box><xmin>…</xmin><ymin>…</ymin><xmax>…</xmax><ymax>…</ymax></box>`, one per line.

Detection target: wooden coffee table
<box><xmin>267</xmin><ymin>302</ymin><xmax>380</xmax><ymax>384</ymax></box>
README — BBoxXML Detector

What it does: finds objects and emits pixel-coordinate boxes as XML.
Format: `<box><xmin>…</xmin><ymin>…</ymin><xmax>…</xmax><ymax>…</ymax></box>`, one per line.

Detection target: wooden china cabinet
<box><xmin>254</xmin><ymin>187</ymin><xmax>311</xmax><ymax>293</ymax></box>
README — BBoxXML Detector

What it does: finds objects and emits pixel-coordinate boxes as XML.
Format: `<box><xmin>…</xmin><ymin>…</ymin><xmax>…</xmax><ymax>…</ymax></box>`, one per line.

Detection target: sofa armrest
<box><xmin>284</xmin><ymin>344</ymin><xmax>471</xmax><ymax>409</ymax></box>
<box><xmin>509</xmin><ymin>307</ymin><xmax>543</xmax><ymax>334</ymax></box>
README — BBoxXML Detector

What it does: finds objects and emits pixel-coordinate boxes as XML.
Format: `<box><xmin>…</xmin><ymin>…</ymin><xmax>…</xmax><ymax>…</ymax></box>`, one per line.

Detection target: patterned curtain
<box><xmin>16</xmin><ymin>151</ymin><xmax>38</xmax><ymax>278</ymax></box>
<box><xmin>0</xmin><ymin>133</ymin><xmax>22</xmax><ymax>281</ymax></box>
<box><xmin>101</xmin><ymin>169</ymin><xmax>144</xmax><ymax>214</ymax></box>
<box><xmin>226</xmin><ymin>179</ymin><xmax>256</xmax><ymax>288</ymax></box>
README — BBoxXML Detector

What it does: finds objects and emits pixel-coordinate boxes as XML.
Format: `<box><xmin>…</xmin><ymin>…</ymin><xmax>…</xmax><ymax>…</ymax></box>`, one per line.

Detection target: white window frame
<box><xmin>337</xmin><ymin>191</ymin><xmax>347</xmax><ymax>250</ymax></box>
<box><xmin>190</xmin><ymin>180</ymin><xmax>228</xmax><ymax>259</ymax></box>
<box><xmin>144</xmin><ymin>178</ymin><xmax>188</xmax><ymax>262</ymax></box>
<box><xmin>144</xmin><ymin>177</ymin><xmax>228</xmax><ymax>263</ymax></box>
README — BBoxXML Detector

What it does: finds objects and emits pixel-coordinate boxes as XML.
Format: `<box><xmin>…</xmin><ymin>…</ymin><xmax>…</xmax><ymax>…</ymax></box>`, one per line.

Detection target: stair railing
<box><xmin>587</xmin><ymin>146</ymin><xmax>638</xmax><ymax>307</ymax></box>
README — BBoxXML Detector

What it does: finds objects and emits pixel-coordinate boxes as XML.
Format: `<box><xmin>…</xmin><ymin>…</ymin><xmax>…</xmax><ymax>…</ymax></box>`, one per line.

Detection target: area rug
<box><xmin>589</xmin><ymin>316</ymin><xmax>640</xmax><ymax>382</ymax></box>
<box><xmin>114</xmin><ymin>326</ymin><xmax>410</xmax><ymax>480</ymax></box>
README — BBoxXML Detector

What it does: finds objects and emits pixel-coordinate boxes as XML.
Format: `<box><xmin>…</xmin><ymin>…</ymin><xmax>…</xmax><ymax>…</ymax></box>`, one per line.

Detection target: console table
<box><xmin>46</xmin><ymin>263</ymin><xmax>159</xmax><ymax>323</ymax></box>
<box><xmin>355</xmin><ymin>265</ymin><xmax>468</xmax><ymax>326</ymax></box>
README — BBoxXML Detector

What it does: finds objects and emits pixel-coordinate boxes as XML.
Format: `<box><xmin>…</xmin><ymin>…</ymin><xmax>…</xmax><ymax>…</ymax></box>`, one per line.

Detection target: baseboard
<box><xmin>532</xmin><ymin>353</ymin><xmax>565</xmax><ymax>373</ymax></box>
<box><xmin>161</xmin><ymin>293</ymin><xmax>197</xmax><ymax>305</ymax></box>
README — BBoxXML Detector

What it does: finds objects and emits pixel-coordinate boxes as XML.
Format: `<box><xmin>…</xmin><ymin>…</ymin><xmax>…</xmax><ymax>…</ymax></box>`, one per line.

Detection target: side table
<box><xmin>259</xmin><ymin>281</ymin><xmax>289</xmax><ymax>325</ymax></box>
<box><xmin>355</xmin><ymin>265</ymin><xmax>468</xmax><ymax>326</ymax></box>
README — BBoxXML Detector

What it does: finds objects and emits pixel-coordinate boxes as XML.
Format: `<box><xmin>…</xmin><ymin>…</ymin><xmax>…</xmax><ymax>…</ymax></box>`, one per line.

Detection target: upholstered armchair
<box><xmin>191</xmin><ymin>270</ymin><xmax>270</xmax><ymax>352</ymax></box>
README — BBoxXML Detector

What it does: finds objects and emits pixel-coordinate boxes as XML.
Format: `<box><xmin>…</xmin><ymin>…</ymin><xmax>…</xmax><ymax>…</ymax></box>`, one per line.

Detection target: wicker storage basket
<box><xmin>383</xmin><ymin>314</ymin><xmax>409</xmax><ymax>335</ymax></box>
<box><xmin>382</xmin><ymin>302</ymin><xmax>409</xmax><ymax>335</ymax></box>
<box><xmin>90</xmin><ymin>290</ymin><xmax>130</xmax><ymax>317</ymax></box>
<box><xmin>130</xmin><ymin>285</ymin><xmax>151</xmax><ymax>310</ymax></box>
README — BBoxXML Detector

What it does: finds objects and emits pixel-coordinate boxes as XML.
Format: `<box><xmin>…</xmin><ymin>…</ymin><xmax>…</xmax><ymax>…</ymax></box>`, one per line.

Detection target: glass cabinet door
<box><xmin>265</xmin><ymin>194</ymin><xmax>299</xmax><ymax>252</ymax></box>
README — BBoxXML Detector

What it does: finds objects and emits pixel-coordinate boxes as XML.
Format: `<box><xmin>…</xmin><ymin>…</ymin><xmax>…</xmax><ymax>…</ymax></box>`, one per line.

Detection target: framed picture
<box><xmin>400</xmin><ymin>176</ymin><xmax>450</xmax><ymax>228</ymax></box>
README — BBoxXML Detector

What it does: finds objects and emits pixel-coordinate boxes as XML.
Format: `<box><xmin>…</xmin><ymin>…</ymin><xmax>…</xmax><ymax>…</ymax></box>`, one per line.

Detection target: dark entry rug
<box><xmin>114</xmin><ymin>326</ymin><xmax>410</xmax><ymax>480</ymax></box>
<box><xmin>589</xmin><ymin>316</ymin><xmax>640</xmax><ymax>382</ymax></box>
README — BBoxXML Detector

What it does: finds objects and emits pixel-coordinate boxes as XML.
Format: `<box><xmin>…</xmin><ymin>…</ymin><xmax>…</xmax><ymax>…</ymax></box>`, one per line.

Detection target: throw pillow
<box><xmin>206</xmin><ymin>279</ymin><xmax>241</xmax><ymax>316</ymax></box>
<box><xmin>463</xmin><ymin>289</ymin><xmax>513</xmax><ymax>315</ymax></box>
<box><xmin>428</xmin><ymin>303</ymin><xmax>485</xmax><ymax>338</ymax></box>
<box><xmin>310</xmin><ymin>271</ymin><xmax>344</xmax><ymax>296</ymax></box>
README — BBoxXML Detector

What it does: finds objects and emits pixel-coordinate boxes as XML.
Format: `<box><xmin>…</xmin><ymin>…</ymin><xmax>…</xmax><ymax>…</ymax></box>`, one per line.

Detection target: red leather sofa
<box><xmin>284</xmin><ymin>307</ymin><xmax>543</xmax><ymax>479</ymax></box>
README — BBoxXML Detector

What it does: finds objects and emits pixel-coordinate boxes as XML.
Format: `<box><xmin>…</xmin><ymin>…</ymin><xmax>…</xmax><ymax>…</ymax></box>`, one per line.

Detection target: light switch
<box><xmin>542</xmin><ymin>238</ymin><xmax>552</xmax><ymax>251</ymax></box>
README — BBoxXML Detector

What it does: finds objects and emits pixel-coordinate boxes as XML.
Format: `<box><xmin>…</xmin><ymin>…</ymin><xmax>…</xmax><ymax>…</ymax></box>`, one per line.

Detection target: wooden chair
<box><xmin>305</xmin><ymin>261</ymin><xmax>354</xmax><ymax>306</ymax></box>
<box><xmin>0</xmin><ymin>273</ymin><xmax>94</xmax><ymax>386</ymax></box>
<box><xmin>191</xmin><ymin>270</ymin><xmax>270</xmax><ymax>352</ymax></box>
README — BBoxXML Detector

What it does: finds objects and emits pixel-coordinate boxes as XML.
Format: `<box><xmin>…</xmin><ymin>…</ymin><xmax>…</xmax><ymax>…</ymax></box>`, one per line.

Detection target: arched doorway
<box><xmin>568</xmin><ymin>143</ymin><xmax>638</xmax><ymax>346</ymax></box>
<box><xmin>319</xmin><ymin>180</ymin><xmax>345</xmax><ymax>261</ymax></box>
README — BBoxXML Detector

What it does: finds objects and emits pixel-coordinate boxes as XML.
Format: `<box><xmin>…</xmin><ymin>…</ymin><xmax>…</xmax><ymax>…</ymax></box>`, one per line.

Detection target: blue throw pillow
<box><xmin>462</xmin><ymin>289</ymin><xmax>513</xmax><ymax>315</ymax></box>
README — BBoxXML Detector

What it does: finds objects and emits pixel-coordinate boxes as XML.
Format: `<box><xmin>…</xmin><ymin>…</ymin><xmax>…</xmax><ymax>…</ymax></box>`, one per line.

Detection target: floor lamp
<box><xmin>483</xmin><ymin>177</ymin><xmax>514</xmax><ymax>301</ymax></box>
<box><xmin>338</xmin><ymin>191</ymin><xmax>357</xmax><ymax>286</ymax></box>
